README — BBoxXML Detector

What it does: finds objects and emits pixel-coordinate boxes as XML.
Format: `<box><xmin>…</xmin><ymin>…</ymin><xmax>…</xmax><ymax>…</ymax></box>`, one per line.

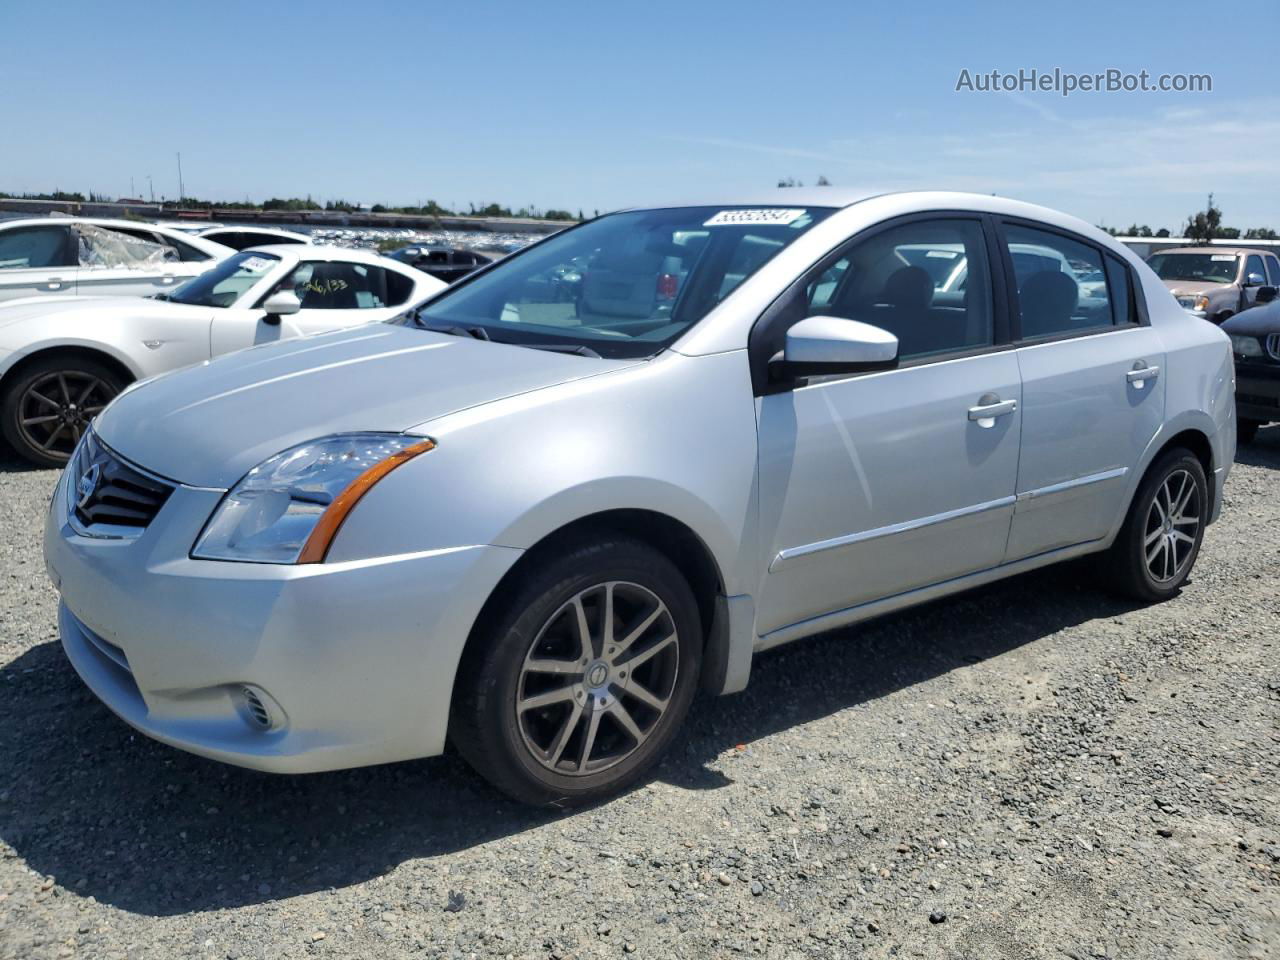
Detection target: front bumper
<box><xmin>44</xmin><ymin>465</ymin><xmax>521</xmax><ymax>773</ymax></box>
<box><xmin>1235</xmin><ymin>361</ymin><xmax>1280</xmax><ymax>424</ymax></box>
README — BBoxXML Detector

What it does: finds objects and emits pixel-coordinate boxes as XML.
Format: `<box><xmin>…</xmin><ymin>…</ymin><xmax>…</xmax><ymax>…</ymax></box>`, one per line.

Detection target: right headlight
<box><xmin>192</xmin><ymin>433</ymin><xmax>435</xmax><ymax>564</ymax></box>
<box><xmin>1230</xmin><ymin>334</ymin><xmax>1263</xmax><ymax>357</ymax></box>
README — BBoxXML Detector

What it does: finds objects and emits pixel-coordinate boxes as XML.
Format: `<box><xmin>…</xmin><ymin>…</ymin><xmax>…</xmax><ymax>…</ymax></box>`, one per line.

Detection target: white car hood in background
<box><xmin>0</xmin><ymin>296</ymin><xmax>200</xmax><ymax>338</ymax></box>
<box><xmin>94</xmin><ymin>325</ymin><xmax>634</xmax><ymax>488</ymax></box>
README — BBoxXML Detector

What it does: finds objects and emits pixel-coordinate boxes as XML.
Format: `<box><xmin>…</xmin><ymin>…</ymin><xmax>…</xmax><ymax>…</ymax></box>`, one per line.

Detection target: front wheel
<box><xmin>1103</xmin><ymin>449</ymin><xmax>1207</xmax><ymax>602</ymax></box>
<box><xmin>1</xmin><ymin>355</ymin><xmax>126</xmax><ymax>467</ymax></box>
<box><xmin>450</xmin><ymin>537</ymin><xmax>702</xmax><ymax>806</ymax></box>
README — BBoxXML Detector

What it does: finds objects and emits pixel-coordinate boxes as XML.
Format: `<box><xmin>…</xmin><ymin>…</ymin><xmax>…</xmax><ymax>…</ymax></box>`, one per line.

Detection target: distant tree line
<box><xmin>0</xmin><ymin>189</ymin><xmax>582</xmax><ymax>221</ymax></box>
<box><xmin>1099</xmin><ymin>194</ymin><xmax>1278</xmax><ymax>242</ymax></box>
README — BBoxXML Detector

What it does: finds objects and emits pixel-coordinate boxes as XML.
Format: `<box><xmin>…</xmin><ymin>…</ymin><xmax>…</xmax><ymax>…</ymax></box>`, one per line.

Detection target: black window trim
<box><xmin>749</xmin><ymin>209</ymin><xmax>1013</xmax><ymax>396</ymax></box>
<box><xmin>993</xmin><ymin>215</ymin><xmax>1148</xmax><ymax>347</ymax></box>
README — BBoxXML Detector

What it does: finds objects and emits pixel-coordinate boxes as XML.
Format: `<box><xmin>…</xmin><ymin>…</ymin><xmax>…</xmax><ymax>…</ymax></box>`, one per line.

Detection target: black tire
<box><xmin>1</xmin><ymin>354</ymin><xmax>126</xmax><ymax>468</ymax></box>
<box><xmin>450</xmin><ymin>536</ymin><xmax>702</xmax><ymax>806</ymax></box>
<box><xmin>1103</xmin><ymin>448</ymin><xmax>1207</xmax><ymax>602</ymax></box>
<box><xmin>1238</xmin><ymin>418</ymin><xmax>1260</xmax><ymax>446</ymax></box>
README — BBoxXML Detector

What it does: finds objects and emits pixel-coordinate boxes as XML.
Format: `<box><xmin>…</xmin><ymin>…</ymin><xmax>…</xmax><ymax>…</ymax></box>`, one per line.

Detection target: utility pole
<box><xmin>130</xmin><ymin>176</ymin><xmax>136</xmax><ymax>198</ymax></box>
<box><xmin>147</xmin><ymin>175</ymin><xmax>154</xmax><ymax>203</ymax></box>
<box><xmin>176</xmin><ymin>152</ymin><xmax>184</xmax><ymax>203</ymax></box>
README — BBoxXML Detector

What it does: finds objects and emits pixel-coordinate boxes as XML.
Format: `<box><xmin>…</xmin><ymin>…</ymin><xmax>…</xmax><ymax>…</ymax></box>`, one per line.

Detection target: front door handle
<box><xmin>968</xmin><ymin>395</ymin><xmax>1017</xmax><ymax>426</ymax></box>
<box><xmin>158</xmin><ymin>274</ymin><xmax>178</xmax><ymax>285</ymax></box>
<box><xmin>42</xmin><ymin>278</ymin><xmax>66</xmax><ymax>291</ymax></box>
<box><xmin>1127</xmin><ymin>364</ymin><xmax>1160</xmax><ymax>387</ymax></box>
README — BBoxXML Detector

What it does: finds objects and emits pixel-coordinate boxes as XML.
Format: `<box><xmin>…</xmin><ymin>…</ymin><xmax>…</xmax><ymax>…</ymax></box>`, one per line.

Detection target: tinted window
<box><xmin>802</xmin><ymin>218</ymin><xmax>993</xmax><ymax>361</ymax></box>
<box><xmin>0</xmin><ymin>225</ymin><xmax>74</xmax><ymax>269</ymax></box>
<box><xmin>283</xmin><ymin>261</ymin><xmax>407</xmax><ymax>309</ymax></box>
<box><xmin>412</xmin><ymin>206</ymin><xmax>835</xmax><ymax>359</ymax></box>
<box><xmin>1245</xmin><ymin>254</ymin><xmax>1266</xmax><ymax>283</ymax></box>
<box><xmin>1266</xmin><ymin>256</ymin><xmax>1280</xmax><ymax>287</ymax></box>
<box><xmin>1104</xmin><ymin>254</ymin><xmax>1135</xmax><ymax>326</ymax></box>
<box><xmin>1003</xmin><ymin>224</ymin><xmax>1111</xmax><ymax>338</ymax></box>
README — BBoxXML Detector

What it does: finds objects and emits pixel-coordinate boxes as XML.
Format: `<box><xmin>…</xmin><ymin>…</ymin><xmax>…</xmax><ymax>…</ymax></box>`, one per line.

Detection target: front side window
<box><xmin>799</xmin><ymin>218</ymin><xmax>994</xmax><ymax>361</ymax></box>
<box><xmin>280</xmin><ymin>261</ymin><xmax>408</xmax><ymax>309</ymax></box>
<box><xmin>1147</xmin><ymin>252</ymin><xmax>1239</xmax><ymax>284</ymax></box>
<box><xmin>409</xmin><ymin>206</ymin><xmax>835</xmax><ymax>359</ymax></box>
<box><xmin>0</xmin><ymin>225</ymin><xmax>74</xmax><ymax>270</ymax></box>
<box><xmin>1003</xmin><ymin>224</ymin><xmax>1111</xmax><ymax>338</ymax></box>
<box><xmin>1266</xmin><ymin>256</ymin><xmax>1280</xmax><ymax>287</ymax></box>
<box><xmin>165</xmin><ymin>250</ymin><xmax>280</xmax><ymax>307</ymax></box>
<box><xmin>1245</xmin><ymin>254</ymin><xmax>1266</xmax><ymax>284</ymax></box>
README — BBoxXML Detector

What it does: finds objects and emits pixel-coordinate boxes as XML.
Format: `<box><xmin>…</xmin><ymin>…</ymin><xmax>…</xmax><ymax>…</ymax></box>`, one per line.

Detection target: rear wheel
<box><xmin>451</xmin><ymin>537</ymin><xmax>701</xmax><ymax>806</ymax></box>
<box><xmin>1</xmin><ymin>355</ymin><xmax>126</xmax><ymax>467</ymax></box>
<box><xmin>1238</xmin><ymin>418</ymin><xmax>1260</xmax><ymax>446</ymax></box>
<box><xmin>1103</xmin><ymin>448</ymin><xmax>1207</xmax><ymax>601</ymax></box>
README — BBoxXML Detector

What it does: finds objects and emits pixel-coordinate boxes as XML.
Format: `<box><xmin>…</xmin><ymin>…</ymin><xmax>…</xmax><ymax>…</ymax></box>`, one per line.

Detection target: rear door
<box><xmin>999</xmin><ymin>220</ymin><xmax>1165</xmax><ymax>560</ymax></box>
<box><xmin>0</xmin><ymin>224</ymin><xmax>78</xmax><ymax>301</ymax></box>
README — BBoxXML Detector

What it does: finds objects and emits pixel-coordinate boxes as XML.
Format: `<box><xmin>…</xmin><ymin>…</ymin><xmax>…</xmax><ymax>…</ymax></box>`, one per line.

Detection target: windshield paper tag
<box><xmin>1211</xmin><ymin>254</ymin><xmax>1235</xmax><ymax>261</ymax></box>
<box><xmin>704</xmin><ymin>208</ymin><xmax>806</xmax><ymax>227</ymax></box>
<box><xmin>240</xmin><ymin>256</ymin><xmax>274</xmax><ymax>272</ymax></box>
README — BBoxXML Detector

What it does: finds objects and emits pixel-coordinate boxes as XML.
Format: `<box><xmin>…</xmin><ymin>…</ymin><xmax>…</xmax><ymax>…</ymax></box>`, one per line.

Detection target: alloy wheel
<box><xmin>1143</xmin><ymin>468</ymin><xmax>1200</xmax><ymax>584</ymax></box>
<box><xmin>18</xmin><ymin>371</ymin><xmax>114</xmax><ymax>460</ymax></box>
<box><xmin>516</xmin><ymin>580</ymin><xmax>679</xmax><ymax>776</ymax></box>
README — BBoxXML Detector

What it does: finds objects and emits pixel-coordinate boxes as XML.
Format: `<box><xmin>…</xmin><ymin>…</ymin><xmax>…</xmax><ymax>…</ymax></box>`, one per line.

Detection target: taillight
<box><xmin>656</xmin><ymin>273</ymin><xmax>678</xmax><ymax>301</ymax></box>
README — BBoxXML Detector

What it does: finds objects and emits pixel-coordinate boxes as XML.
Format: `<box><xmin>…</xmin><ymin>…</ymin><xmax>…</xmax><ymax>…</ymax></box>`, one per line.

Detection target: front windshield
<box><xmin>405</xmin><ymin>205</ymin><xmax>835</xmax><ymax>358</ymax></box>
<box><xmin>164</xmin><ymin>251</ymin><xmax>281</xmax><ymax>307</ymax></box>
<box><xmin>1147</xmin><ymin>252</ymin><xmax>1239</xmax><ymax>284</ymax></box>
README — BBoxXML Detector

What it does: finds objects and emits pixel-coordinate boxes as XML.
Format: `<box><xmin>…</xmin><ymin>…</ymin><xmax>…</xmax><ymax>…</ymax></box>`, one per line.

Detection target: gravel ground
<box><xmin>1</xmin><ymin>430</ymin><xmax>1277</xmax><ymax>960</ymax></box>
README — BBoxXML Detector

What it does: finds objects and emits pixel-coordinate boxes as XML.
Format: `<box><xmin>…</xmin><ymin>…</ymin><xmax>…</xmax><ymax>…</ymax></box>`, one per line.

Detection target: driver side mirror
<box><xmin>261</xmin><ymin>290</ymin><xmax>301</xmax><ymax>324</ymax></box>
<box><xmin>1245</xmin><ymin>272</ymin><xmax>1266</xmax><ymax>287</ymax></box>
<box><xmin>770</xmin><ymin>315</ymin><xmax>899</xmax><ymax>381</ymax></box>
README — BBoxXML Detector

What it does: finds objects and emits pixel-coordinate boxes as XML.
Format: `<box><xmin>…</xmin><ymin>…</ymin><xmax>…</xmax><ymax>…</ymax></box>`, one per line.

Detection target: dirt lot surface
<box><xmin>1</xmin><ymin>430</ymin><xmax>1277</xmax><ymax>960</ymax></box>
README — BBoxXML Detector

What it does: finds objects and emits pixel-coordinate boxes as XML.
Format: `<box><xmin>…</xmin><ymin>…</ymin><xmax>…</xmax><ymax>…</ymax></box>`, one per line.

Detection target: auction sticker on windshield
<box><xmin>239</xmin><ymin>256</ymin><xmax>276</xmax><ymax>272</ymax></box>
<box><xmin>704</xmin><ymin>208</ymin><xmax>807</xmax><ymax>227</ymax></box>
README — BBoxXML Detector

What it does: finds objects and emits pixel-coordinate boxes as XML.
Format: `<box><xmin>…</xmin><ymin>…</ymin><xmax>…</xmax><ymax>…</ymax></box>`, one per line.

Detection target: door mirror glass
<box><xmin>776</xmin><ymin>315</ymin><xmax>898</xmax><ymax>378</ymax></box>
<box><xmin>1245</xmin><ymin>272</ymin><xmax>1266</xmax><ymax>287</ymax></box>
<box><xmin>262</xmin><ymin>290</ymin><xmax>302</xmax><ymax>317</ymax></box>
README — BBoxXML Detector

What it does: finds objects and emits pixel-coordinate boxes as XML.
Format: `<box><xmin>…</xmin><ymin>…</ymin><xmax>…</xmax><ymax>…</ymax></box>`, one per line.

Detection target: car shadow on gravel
<box><xmin>0</xmin><ymin>559</ymin><xmax>1148</xmax><ymax>917</ymax></box>
<box><xmin>1235</xmin><ymin>423</ymin><xmax>1280</xmax><ymax>467</ymax></box>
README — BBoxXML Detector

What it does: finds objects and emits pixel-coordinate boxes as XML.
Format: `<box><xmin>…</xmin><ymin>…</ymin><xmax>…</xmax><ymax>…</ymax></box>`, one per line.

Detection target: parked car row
<box><xmin>38</xmin><ymin>191</ymin><xmax>1236</xmax><ymax>805</ymax></box>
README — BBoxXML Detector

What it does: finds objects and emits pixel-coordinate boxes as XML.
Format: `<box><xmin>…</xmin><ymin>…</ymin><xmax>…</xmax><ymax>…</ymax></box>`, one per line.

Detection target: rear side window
<box><xmin>0</xmin><ymin>225</ymin><xmax>74</xmax><ymax>269</ymax></box>
<box><xmin>1104</xmin><ymin>254</ymin><xmax>1136</xmax><ymax>326</ymax></box>
<box><xmin>1003</xmin><ymin>224</ymin><xmax>1112</xmax><ymax>338</ymax></box>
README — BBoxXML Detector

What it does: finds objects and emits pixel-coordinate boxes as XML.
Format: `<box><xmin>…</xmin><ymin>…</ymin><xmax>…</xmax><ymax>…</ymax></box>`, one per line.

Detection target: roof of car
<box><xmin>244</xmin><ymin>244</ymin><xmax>407</xmax><ymax>267</ymax></box>
<box><xmin>1153</xmin><ymin>246</ymin><xmax>1254</xmax><ymax>256</ymax></box>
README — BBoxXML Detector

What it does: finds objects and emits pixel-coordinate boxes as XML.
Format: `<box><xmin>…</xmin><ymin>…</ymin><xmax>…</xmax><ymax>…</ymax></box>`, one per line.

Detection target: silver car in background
<box><xmin>44</xmin><ymin>191</ymin><xmax>1235</xmax><ymax>805</ymax></box>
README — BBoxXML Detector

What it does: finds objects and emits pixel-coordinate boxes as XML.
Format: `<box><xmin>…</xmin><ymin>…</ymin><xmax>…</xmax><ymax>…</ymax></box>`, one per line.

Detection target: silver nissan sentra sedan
<box><xmin>44</xmin><ymin>190</ymin><xmax>1235</xmax><ymax>805</ymax></box>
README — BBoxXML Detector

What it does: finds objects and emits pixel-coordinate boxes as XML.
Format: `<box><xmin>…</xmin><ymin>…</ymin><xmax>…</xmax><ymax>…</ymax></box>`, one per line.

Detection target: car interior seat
<box><xmin>1018</xmin><ymin>270</ymin><xmax>1078</xmax><ymax>337</ymax></box>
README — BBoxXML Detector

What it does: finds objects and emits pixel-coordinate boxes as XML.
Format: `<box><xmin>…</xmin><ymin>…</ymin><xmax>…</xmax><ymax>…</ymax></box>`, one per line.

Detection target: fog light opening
<box><xmin>237</xmin><ymin>684</ymin><xmax>281</xmax><ymax>732</ymax></box>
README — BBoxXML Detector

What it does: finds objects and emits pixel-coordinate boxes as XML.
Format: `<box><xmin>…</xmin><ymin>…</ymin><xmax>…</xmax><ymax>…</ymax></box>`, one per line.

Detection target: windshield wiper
<box><xmin>519</xmin><ymin>342</ymin><xmax>603</xmax><ymax>359</ymax></box>
<box><xmin>416</xmin><ymin>319</ymin><xmax>491</xmax><ymax>341</ymax></box>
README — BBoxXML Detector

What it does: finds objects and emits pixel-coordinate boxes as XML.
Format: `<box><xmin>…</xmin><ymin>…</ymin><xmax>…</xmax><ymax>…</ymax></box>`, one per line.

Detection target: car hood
<box><xmin>1161</xmin><ymin>279</ymin><xmax>1232</xmax><ymax>298</ymax></box>
<box><xmin>94</xmin><ymin>324</ymin><xmax>636</xmax><ymax>488</ymax></box>
<box><xmin>1221</xmin><ymin>302</ymin><xmax>1280</xmax><ymax>337</ymax></box>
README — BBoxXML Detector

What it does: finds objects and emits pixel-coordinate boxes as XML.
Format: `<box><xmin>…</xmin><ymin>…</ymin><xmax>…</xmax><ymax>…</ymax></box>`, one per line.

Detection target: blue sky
<box><xmin>2</xmin><ymin>0</ymin><xmax>1275</xmax><ymax>231</ymax></box>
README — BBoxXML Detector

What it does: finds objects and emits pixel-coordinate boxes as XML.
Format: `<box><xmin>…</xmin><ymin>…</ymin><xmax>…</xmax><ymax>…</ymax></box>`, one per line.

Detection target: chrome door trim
<box><xmin>769</xmin><ymin>494</ymin><xmax>1015</xmax><ymax>573</ymax></box>
<box><xmin>1015</xmin><ymin>466</ymin><xmax>1128</xmax><ymax>503</ymax></box>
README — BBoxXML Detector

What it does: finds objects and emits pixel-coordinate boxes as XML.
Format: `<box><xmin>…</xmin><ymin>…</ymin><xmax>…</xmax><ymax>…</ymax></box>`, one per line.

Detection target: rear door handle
<box><xmin>968</xmin><ymin>396</ymin><xmax>1017</xmax><ymax>425</ymax></box>
<box><xmin>42</xmin><ymin>277</ymin><xmax>66</xmax><ymax>291</ymax></box>
<box><xmin>159</xmin><ymin>274</ymin><xmax>178</xmax><ymax>285</ymax></box>
<box><xmin>1127</xmin><ymin>364</ymin><xmax>1160</xmax><ymax>387</ymax></box>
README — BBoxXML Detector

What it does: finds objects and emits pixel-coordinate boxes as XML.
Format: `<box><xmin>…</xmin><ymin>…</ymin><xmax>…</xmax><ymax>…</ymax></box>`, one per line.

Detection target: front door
<box><xmin>754</xmin><ymin>215</ymin><xmax>1022</xmax><ymax>638</ymax></box>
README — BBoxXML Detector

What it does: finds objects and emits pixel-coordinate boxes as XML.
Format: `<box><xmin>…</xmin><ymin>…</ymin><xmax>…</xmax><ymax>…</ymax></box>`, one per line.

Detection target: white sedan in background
<box><xmin>0</xmin><ymin>218</ymin><xmax>232</xmax><ymax>302</ymax></box>
<box><xmin>0</xmin><ymin>245</ymin><xmax>444</xmax><ymax>465</ymax></box>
